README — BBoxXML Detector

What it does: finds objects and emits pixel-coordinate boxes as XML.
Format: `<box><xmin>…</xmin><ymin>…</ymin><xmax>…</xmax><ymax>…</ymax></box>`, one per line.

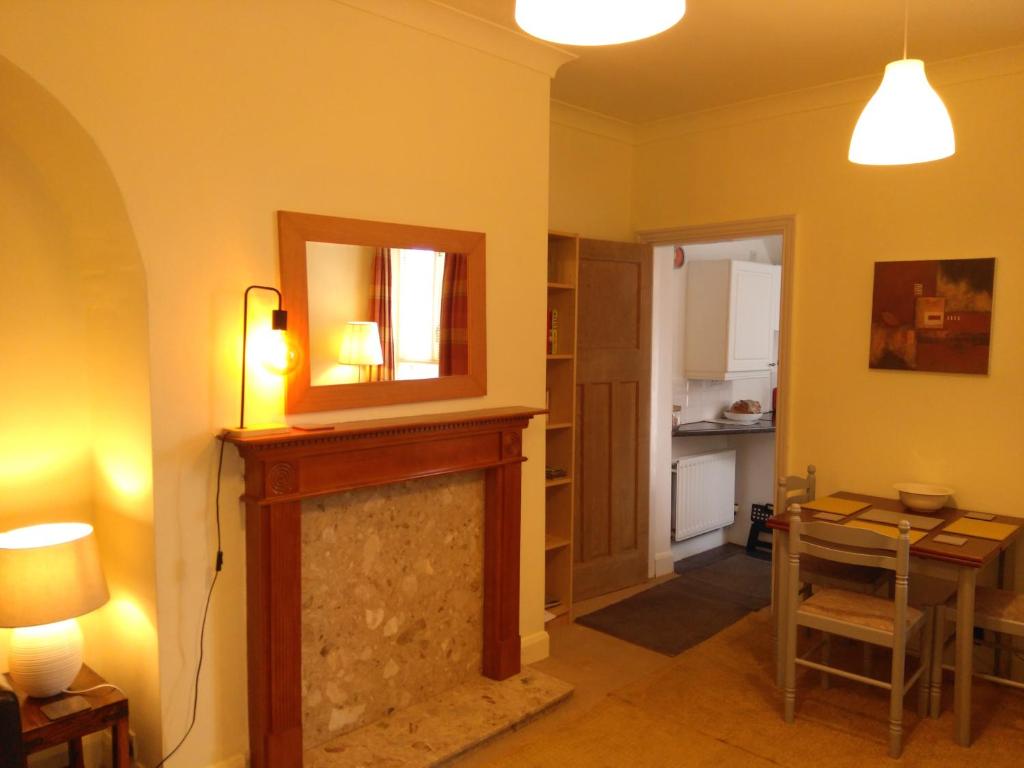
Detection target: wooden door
<box><xmin>574</xmin><ymin>238</ymin><xmax>652</xmax><ymax>600</ymax></box>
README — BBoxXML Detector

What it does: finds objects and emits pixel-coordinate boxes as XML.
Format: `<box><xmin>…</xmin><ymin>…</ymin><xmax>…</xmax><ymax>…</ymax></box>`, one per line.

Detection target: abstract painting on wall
<box><xmin>869</xmin><ymin>258</ymin><xmax>995</xmax><ymax>374</ymax></box>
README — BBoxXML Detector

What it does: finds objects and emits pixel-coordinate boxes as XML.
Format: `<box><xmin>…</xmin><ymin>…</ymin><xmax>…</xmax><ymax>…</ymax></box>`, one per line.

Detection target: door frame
<box><xmin>635</xmin><ymin>215</ymin><xmax>796</xmax><ymax>575</ymax></box>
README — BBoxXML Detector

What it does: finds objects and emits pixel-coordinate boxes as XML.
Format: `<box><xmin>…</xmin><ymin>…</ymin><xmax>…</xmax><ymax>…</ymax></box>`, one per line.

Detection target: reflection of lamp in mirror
<box><xmin>0</xmin><ymin>523</ymin><xmax>110</xmax><ymax>697</ymax></box>
<box><xmin>339</xmin><ymin>321</ymin><xmax>383</xmax><ymax>383</ymax></box>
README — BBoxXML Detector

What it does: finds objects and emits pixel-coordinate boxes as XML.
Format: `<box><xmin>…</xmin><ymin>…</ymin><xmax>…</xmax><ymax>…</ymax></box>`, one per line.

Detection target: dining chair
<box><xmin>776</xmin><ymin>466</ymin><xmax>889</xmax><ymax>599</ymax></box>
<box><xmin>772</xmin><ymin>467</ymin><xmax>889</xmax><ymax>689</ymax></box>
<box><xmin>929</xmin><ymin>586</ymin><xmax>1024</xmax><ymax>717</ymax></box>
<box><xmin>783</xmin><ymin>510</ymin><xmax>933</xmax><ymax>759</ymax></box>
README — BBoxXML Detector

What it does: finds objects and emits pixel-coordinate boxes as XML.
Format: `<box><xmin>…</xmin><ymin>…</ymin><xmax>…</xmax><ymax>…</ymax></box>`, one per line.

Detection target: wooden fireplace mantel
<box><xmin>222</xmin><ymin>406</ymin><xmax>542</xmax><ymax>768</ymax></box>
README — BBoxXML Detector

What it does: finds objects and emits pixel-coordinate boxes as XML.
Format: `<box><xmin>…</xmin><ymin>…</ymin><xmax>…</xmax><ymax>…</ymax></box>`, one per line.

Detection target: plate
<box><xmin>723</xmin><ymin>410</ymin><xmax>763</xmax><ymax>424</ymax></box>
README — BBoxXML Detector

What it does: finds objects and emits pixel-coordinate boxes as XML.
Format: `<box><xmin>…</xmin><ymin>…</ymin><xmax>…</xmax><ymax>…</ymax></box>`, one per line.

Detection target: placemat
<box><xmin>813</xmin><ymin>512</ymin><xmax>844</xmax><ymax>522</ymax></box>
<box><xmin>846</xmin><ymin>519</ymin><xmax>927</xmax><ymax>544</ymax></box>
<box><xmin>801</xmin><ymin>496</ymin><xmax>871</xmax><ymax>517</ymax></box>
<box><xmin>944</xmin><ymin>518</ymin><xmax>1019</xmax><ymax>542</ymax></box>
<box><xmin>858</xmin><ymin>508</ymin><xmax>943</xmax><ymax>531</ymax></box>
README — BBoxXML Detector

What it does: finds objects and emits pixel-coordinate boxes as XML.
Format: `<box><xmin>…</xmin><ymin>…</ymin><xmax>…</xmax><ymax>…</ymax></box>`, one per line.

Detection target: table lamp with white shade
<box><xmin>0</xmin><ymin>523</ymin><xmax>110</xmax><ymax>697</ymax></box>
<box><xmin>339</xmin><ymin>321</ymin><xmax>383</xmax><ymax>383</ymax></box>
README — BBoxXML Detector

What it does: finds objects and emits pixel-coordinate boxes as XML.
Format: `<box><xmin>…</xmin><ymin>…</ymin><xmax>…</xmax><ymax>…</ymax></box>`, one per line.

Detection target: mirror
<box><xmin>278</xmin><ymin>211</ymin><xmax>486</xmax><ymax>413</ymax></box>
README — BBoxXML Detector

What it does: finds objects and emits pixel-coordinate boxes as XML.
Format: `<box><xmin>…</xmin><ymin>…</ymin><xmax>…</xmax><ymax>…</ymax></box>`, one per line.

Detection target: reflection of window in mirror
<box><xmin>393</xmin><ymin>249</ymin><xmax>444</xmax><ymax>381</ymax></box>
<box><xmin>305</xmin><ymin>243</ymin><xmax>469</xmax><ymax>386</ymax></box>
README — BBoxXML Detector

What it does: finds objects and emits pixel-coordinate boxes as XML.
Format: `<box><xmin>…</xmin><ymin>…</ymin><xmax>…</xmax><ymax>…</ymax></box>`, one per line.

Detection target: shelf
<box><xmin>545</xmin><ymin>230</ymin><xmax>578</xmax><ymax>630</ymax></box>
<box><xmin>545</xmin><ymin>534</ymin><xmax>571</xmax><ymax>552</ymax></box>
<box><xmin>546</xmin><ymin>421</ymin><xmax>572</xmax><ymax>431</ymax></box>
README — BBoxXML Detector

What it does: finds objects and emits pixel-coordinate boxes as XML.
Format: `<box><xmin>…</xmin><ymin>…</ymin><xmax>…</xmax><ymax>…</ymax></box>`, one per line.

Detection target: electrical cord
<box><xmin>154</xmin><ymin>437</ymin><xmax>226</xmax><ymax>768</ymax></box>
<box><xmin>63</xmin><ymin>682</ymin><xmax>127</xmax><ymax>698</ymax></box>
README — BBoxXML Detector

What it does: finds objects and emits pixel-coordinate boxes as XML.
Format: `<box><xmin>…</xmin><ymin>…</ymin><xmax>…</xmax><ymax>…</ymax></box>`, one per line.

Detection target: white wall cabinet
<box><xmin>685</xmin><ymin>260</ymin><xmax>779</xmax><ymax>380</ymax></box>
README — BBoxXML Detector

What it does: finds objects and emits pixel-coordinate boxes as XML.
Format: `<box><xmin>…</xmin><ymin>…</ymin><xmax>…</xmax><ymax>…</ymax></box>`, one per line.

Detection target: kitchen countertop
<box><xmin>672</xmin><ymin>415</ymin><xmax>775</xmax><ymax>437</ymax></box>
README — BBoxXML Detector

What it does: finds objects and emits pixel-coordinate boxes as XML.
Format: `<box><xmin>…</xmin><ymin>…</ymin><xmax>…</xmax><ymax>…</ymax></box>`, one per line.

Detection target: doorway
<box><xmin>639</xmin><ymin>217</ymin><xmax>794</xmax><ymax>576</ymax></box>
<box><xmin>559</xmin><ymin>218</ymin><xmax>794</xmax><ymax>656</ymax></box>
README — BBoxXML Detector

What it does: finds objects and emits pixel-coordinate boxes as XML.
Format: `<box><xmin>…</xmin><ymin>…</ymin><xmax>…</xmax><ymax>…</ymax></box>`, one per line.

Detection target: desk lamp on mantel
<box><xmin>0</xmin><ymin>523</ymin><xmax>110</xmax><ymax>697</ymax></box>
<box><xmin>224</xmin><ymin>284</ymin><xmax>301</xmax><ymax>439</ymax></box>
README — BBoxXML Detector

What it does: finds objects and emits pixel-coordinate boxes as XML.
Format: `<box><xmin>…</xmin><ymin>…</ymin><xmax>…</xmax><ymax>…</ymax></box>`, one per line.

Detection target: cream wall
<box><xmin>0</xmin><ymin>127</ymin><xmax>93</xmax><ymax>531</ymax></box>
<box><xmin>634</xmin><ymin>47</ymin><xmax>1024</xmax><ymax>519</ymax></box>
<box><xmin>549</xmin><ymin>102</ymin><xmax>636</xmax><ymax>240</ymax></box>
<box><xmin>0</xmin><ymin>2</ymin><xmax>564</xmax><ymax>766</ymax></box>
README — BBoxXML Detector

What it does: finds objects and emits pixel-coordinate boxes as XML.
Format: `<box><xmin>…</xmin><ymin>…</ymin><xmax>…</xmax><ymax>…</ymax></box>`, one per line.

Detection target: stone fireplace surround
<box><xmin>224</xmin><ymin>407</ymin><xmax>541</xmax><ymax>768</ymax></box>
<box><xmin>300</xmin><ymin>470</ymin><xmax>485</xmax><ymax>748</ymax></box>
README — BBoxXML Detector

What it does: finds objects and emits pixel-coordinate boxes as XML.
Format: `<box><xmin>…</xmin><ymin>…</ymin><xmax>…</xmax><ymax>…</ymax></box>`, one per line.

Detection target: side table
<box><xmin>3</xmin><ymin>665</ymin><xmax>129</xmax><ymax>767</ymax></box>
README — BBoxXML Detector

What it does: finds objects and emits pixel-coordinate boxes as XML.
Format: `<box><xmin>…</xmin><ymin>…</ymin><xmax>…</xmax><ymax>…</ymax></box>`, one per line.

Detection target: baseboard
<box><xmin>206</xmin><ymin>754</ymin><xmax>247</xmax><ymax>768</ymax></box>
<box><xmin>521</xmin><ymin>629</ymin><xmax>550</xmax><ymax>665</ymax></box>
<box><xmin>671</xmin><ymin>528</ymin><xmax>728</xmax><ymax>562</ymax></box>
<box><xmin>654</xmin><ymin>550</ymin><xmax>675</xmax><ymax>578</ymax></box>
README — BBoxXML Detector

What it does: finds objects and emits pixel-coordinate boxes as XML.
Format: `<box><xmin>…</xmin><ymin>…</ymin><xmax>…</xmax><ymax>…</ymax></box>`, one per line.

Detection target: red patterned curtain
<box><xmin>369</xmin><ymin>248</ymin><xmax>395</xmax><ymax>381</ymax></box>
<box><xmin>439</xmin><ymin>252</ymin><xmax>469</xmax><ymax>376</ymax></box>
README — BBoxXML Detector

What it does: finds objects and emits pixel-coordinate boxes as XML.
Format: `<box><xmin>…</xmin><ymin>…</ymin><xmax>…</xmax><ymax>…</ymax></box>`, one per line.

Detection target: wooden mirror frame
<box><xmin>278</xmin><ymin>211</ymin><xmax>486</xmax><ymax>413</ymax></box>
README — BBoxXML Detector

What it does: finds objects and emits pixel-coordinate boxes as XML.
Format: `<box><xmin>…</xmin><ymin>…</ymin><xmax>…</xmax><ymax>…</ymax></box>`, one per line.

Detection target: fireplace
<box><xmin>300</xmin><ymin>470</ymin><xmax>484</xmax><ymax>747</ymax></box>
<box><xmin>224</xmin><ymin>407</ymin><xmax>541</xmax><ymax>768</ymax></box>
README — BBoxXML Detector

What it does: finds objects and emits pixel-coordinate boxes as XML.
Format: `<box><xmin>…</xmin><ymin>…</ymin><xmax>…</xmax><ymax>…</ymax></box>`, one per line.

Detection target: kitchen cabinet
<box><xmin>685</xmin><ymin>260</ymin><xmax>779</xmax><ymax>380</ymax></box>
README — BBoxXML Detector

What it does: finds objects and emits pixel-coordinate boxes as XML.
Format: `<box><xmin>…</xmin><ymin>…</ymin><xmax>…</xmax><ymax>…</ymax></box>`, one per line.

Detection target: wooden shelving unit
<box><xmin>544</xmin><ymin>231</ymin><xmax>579</xmax><ymax>624</ymax></box>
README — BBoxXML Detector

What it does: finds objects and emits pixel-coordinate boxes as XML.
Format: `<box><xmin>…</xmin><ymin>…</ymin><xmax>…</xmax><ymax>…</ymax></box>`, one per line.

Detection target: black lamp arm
<box><xmin>239</xmin><ymin>285</ymin><xmax>288</xmax><ymax>429</ymax></box>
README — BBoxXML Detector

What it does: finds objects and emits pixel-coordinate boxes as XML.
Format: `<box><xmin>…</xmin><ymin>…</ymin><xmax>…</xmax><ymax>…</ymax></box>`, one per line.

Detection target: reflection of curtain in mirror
<box><xmin>439</xmin><ymin>253</ymin><xmax>468</xmax><ymax>376</ymax></box>
<box><xmin>369</xmin><ymin>248</ymin><xmax>395</xmax><ymax>381</ymax></box>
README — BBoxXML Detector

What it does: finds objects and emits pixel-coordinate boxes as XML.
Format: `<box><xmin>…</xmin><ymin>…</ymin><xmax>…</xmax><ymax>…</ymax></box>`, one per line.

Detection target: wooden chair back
<box><xmin>778</xmin><ymin>464</ymin><xmax>816</xmax><ymax>511</ymax></box>
<box><xmin>788</xmin><ymin>505</ymin><xmax>912</xmax><ymax>639</ymax></box>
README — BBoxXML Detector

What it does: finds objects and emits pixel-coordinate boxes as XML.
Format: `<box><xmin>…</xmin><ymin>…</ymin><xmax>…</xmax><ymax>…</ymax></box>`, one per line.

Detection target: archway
<box><xmin>0</xmin><ymin>56</ymin><xmax>162</xmax><ymax>765</ymax></box>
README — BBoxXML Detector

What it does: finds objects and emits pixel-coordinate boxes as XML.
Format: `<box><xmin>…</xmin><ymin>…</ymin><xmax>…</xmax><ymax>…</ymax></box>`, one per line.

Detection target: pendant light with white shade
<box><xmin>515</xmin><ymin>0</ymin><xmax>686</xmax><ymax>46</ymax></box>
<box><xmin>849</xmin><ymin>0</ymin><xmax>955</xmax><ymax>165</ymax></box>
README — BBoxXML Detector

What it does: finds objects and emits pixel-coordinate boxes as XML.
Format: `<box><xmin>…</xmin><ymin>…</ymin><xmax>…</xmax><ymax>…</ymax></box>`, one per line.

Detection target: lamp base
<box><xmin>222</xmin><ymin>423</ymin><xmax>292</xmax><ymax>439</ymax></box>
<box><xmin>9</xmin><ymin>619</ymin><xmax>84</xmax><ymax>698</ymax></box>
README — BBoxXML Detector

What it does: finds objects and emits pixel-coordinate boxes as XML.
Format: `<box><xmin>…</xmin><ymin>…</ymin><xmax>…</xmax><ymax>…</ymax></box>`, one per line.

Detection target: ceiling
<box><xmin>441</xmin><ymin>0</ymin><xmax>1024</xmax><ymax>123</ymax></box>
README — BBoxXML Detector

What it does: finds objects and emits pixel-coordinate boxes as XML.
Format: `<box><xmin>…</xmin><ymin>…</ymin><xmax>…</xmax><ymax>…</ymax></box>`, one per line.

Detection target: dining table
<box><xmin>767</xmin><ymin>491</ymin><xmax>1021</xmax><ymax>747</ymax></box>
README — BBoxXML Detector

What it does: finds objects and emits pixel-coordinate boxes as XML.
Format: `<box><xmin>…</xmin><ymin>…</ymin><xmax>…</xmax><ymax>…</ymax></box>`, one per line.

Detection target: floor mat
<box><xmin>575</xmin><ymin>545</ymin><xmax>771</xmax><ymax>655</ymax></box>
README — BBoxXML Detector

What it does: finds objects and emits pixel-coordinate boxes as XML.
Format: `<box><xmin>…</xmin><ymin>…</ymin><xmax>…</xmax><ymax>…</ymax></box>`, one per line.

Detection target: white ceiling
<box><xmin>441</xmin><ymin>0</ymin><xmax>1024</xmax><ymax>123</ymax></box>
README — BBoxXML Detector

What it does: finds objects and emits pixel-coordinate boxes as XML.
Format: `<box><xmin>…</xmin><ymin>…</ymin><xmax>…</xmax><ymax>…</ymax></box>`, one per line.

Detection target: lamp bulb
<box><xmin>259</xmin><ymin>329</ymin><xmax>302</xmax><ymax>376</ymax></box>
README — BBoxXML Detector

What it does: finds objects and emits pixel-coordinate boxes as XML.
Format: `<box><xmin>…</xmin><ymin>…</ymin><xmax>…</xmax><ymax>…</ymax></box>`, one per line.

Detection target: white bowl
<box><xmin>723</xmin><ymin>410</ymin><xmax>763</xmax><ymax>424</ymax></box>
<box><xmin>894</xmin><ymin>483</ymin><xmax>954</xmax><ymax>512</ymax></box>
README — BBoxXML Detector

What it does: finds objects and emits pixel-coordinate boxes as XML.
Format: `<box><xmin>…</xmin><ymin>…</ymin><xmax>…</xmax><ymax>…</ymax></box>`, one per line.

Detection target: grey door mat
<box><xmin>575</xmin><ymin>545</ymin><xmax>771</xmax><ymax>656</ymax></box>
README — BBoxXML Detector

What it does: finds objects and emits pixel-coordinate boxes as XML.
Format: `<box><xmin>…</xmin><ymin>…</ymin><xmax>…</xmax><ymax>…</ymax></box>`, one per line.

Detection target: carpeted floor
<box><xmin>472</xmin><ymin>608</ymin><xmax>1024</xmax><ymax>767</ymax></box>
<box><xmin>576</xmin><ymin>545</ymin><xmax>771</xmax><ymax>655</ymax></box>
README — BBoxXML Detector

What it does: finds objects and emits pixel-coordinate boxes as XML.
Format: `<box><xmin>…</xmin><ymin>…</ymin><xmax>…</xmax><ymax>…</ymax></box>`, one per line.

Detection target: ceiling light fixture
<box><xmin>849</xmin><ymin>0</ymin><xmax>955</xmax><ymax>165</ymax></box>
<box><xmin>515</xmin><ymin>0</ymin><xmax>686</xmax><ymax>46</ymax></box>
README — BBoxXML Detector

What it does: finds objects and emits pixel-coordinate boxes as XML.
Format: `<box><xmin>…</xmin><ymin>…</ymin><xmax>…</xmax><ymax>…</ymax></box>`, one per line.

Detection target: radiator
<box><xmin>672</xmin><ymin>450</ymin><xmax>736</xmax><ymax>542</ymax></box>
